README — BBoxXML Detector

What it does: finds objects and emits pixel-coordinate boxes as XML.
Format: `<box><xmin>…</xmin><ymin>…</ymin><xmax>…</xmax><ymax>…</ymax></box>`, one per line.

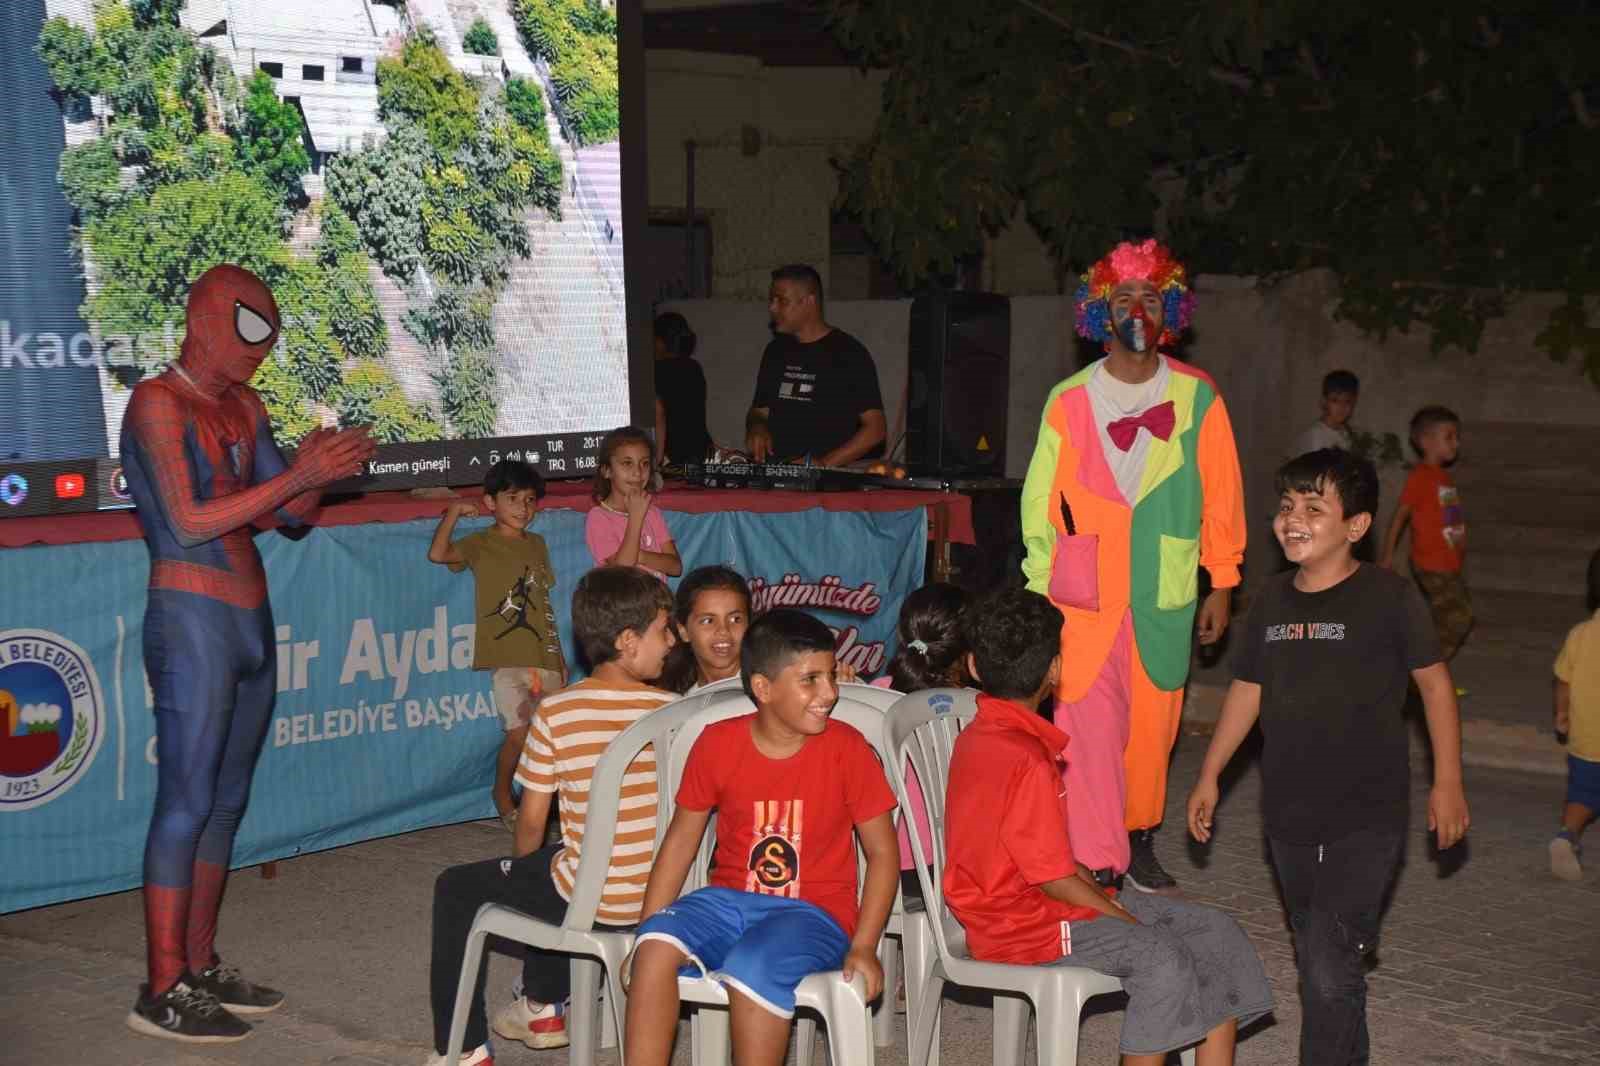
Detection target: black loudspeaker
<box><xmin>905</xmin><ymin>292</ymin><xmax>1011</xmax><ymax>477</ymax></box>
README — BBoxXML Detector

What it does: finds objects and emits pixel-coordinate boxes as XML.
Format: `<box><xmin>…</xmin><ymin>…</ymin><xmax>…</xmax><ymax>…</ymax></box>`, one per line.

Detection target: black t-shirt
<box><xmin>1231</xmin><ymin>564</ymin><xmax>1442</xmax><ymax>844</ymax></box>
<box><xmin>751</xmin><ymin>329</ymin><xmax>884</xmax><ymax>461</ymax></box>
<box><xmin>655</xmin><ymin>357</ymin><xmax>710</xmax><ymax>465</ymax></box>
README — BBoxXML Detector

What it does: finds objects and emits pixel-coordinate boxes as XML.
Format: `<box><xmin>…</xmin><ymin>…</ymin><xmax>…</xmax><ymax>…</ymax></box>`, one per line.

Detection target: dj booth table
<box><xmin>0</xmin><ymin>480</ymin><xmax>971</xmax><ymax>911</ymax></box>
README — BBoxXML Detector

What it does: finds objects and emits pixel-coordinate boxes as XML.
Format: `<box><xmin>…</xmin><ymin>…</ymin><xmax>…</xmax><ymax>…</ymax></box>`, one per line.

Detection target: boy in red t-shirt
<box><xmin>945</xmin><ymin>589</ymin><xmax>1271</xmax><ymax>1065</ymax></box>
<box><xmin>624</xmin><ymin>609</ymin><xmax>900</xmax><ymax>1066</ymax></box>
<box><xmin>1380</xmin><ymin>406</ymin><xmax>1471</xmax><ymax>659</ymax></box>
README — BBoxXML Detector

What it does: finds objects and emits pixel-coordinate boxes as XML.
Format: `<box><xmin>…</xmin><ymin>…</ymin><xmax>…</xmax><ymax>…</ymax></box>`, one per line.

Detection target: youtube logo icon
<box><xmin>55</xmin><ymin>473</ymin><xmax>86</xmax><ymax>499</ymax></box>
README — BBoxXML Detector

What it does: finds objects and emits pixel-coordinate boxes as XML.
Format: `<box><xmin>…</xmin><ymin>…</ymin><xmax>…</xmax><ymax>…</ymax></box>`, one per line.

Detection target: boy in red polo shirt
<box><xmin>945</xmin><ymin>589</ymin><xmax>1271</xmax><ymax>1065</ymax></box>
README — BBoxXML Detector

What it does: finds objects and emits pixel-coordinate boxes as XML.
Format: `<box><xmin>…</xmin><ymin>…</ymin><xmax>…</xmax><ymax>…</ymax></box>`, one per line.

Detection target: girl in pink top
<box><xmin>585</xmin><ymin>427</ymin><xmax>682</xmax><ymax>581</ymax></box>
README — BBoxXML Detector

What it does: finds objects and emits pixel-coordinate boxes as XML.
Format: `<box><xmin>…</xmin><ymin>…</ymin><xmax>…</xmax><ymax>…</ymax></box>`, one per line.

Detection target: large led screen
<box><xmin>1</xmin><ymin>0</ymin><xmax>629</xmax><ymax>517</ymax></box>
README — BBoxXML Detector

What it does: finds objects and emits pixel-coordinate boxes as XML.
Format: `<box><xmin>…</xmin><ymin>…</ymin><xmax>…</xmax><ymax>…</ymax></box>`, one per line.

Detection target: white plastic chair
<box><xmin>883</xmin><ymin>688</ymin><xmax>1196</xmax><ymax>1066</ymax></box>
<box><xmin>442</xmin><ymin>683</ymin><xmax>735</xmax><ymax>1066</ymax></box>
<box><xmin>834</xmin><ymin>682</ymin><xmax>938</xmax><ymax>1064</ymax></box>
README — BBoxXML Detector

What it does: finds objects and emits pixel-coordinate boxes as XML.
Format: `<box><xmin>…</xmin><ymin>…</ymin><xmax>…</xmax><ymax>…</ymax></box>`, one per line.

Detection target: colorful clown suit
<box><xmin>120</xmin><ymin>264</ymin><xmax>359</xmax><ymax>1001</ymax></box>
<box><xmin>1021</xmin><ymin>242</ymin><xmax>1245</xmax><ymax>877</ymax></box>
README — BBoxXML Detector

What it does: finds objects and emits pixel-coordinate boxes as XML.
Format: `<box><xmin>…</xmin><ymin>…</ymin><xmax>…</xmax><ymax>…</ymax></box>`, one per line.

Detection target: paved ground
<box><xmin>3</xmin><ymin>737</ymin><xmax>1597</xmax><ymax>1066</ymax></box>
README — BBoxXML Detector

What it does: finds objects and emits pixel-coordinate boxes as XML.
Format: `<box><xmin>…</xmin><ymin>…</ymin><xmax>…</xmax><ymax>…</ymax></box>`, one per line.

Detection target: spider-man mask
<box><xmin>180</xmin><ymin>264</ymin><xmax>281</xmax><ymax>387</ymax></box>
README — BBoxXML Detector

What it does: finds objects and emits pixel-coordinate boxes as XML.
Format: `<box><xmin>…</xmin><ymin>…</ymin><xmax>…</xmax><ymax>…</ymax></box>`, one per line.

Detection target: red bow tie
<box><xmin>1107</xmin><ymin>400</ymin><xmax>1176</xmax><ymax>451</ymax></box>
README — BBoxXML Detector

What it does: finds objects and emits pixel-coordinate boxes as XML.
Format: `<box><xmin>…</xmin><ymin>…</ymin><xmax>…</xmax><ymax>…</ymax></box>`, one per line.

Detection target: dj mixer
<box><xmin>679</xmin><ymin>462</ymin><xmax>948</xmax><ymax>493</ymax></box>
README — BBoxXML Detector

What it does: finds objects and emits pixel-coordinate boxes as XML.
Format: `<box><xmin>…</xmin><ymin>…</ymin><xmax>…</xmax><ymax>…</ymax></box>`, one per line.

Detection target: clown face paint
<box><xmin>1114</xmin><ymin>304</ymin><xmax>1154</xmax><ymax>352</ymax></box>
<box><xmin>1109</xmin><ymin>281</ymin><xmax>1165</xmax><ymax>354</ymax></box>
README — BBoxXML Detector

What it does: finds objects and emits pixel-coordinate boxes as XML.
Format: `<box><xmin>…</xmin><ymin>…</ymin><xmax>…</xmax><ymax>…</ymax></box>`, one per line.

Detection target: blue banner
<box><xmin>0</xmin><ymin>504</ymin><xmax>926</xmax><ymax>912</ymax></box>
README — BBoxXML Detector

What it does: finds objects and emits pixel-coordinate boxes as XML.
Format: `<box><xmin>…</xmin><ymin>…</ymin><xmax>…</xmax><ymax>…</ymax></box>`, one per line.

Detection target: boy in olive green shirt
<box><xmin>429</xmin><ymin>459</ymin><xmax>566</xmax><ymax>828</ymax></box>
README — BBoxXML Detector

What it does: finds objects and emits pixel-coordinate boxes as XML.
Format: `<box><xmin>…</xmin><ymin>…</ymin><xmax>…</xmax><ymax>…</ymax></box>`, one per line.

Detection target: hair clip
<box><xmin>907</xmin><ymin>639</ymin><xmax>929</xmax><ymax>654</ymax></box>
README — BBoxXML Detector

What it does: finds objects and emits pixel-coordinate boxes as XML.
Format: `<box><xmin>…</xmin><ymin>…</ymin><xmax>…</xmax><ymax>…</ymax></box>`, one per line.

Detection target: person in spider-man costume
<box><xmin>119</xmin><ymin>264</ymin><xmax>375</xmax><ymax>1043</ymax></box>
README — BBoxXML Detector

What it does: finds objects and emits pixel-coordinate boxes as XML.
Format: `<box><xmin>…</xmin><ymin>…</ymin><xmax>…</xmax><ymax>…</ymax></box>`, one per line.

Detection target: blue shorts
<box><xmin>633</xmin><ymin>887</ymin><xmax>849</xmax><ymax>1017</ymax></box>
<box><xmin>1568</xmin><ymin>755</ymin><xmax>1600</xmax><ymax>811</ymax></box>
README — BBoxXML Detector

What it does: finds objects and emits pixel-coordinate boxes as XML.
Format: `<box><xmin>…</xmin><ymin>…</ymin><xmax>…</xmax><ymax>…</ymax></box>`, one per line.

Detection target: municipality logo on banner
<box><xmin>0</xmin><ymin>630</ymin><xmax>105</xmax><ymax>811</ymax></box>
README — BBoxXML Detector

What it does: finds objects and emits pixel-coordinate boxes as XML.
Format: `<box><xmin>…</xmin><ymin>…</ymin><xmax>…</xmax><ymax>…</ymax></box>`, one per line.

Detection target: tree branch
<box><xmin>1013</xmin><ymin>0</ymin><xmax>1258</xmax><ymax>91</ymax></box>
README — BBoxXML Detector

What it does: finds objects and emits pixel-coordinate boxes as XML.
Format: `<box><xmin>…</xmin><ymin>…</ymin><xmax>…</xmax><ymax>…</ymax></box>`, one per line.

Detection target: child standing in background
<box><xmin>585</xmin><ymin>427</ymin><xmax>682</xmax><ymax>581</ymax></box>
<box><xmin>1291</xmin><ymin>369</ymin><xmax>1359</xmax><ymax>457</ymax></box>
<box><xmin>428</xmin><ymin>459</ymin><xmax>566</xmax><ymax>831</ymax></box>
<box><xmin>1380</xmin><ymin>406</ymin><xmax>1472</xmax><ymax>660</ymax></box>
<box><xmin>1551</xmin><ymin>548</ymin><xmax>1600</xmax><ymax>881</ymax></box>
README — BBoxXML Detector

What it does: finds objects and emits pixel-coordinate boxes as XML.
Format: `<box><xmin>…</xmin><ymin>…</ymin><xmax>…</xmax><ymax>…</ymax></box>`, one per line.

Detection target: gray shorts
<box><xmin>1048</xmin><ymin>893</ymin><xmax>1273</xmax><ymax>1055</ymax></box>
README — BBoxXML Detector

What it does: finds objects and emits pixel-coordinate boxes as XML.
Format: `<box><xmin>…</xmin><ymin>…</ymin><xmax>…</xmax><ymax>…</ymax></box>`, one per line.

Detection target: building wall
<box><xmin>643</xmin><ymin>50</ymin><xmax>1063</xmax><ymax>300</ymax></box>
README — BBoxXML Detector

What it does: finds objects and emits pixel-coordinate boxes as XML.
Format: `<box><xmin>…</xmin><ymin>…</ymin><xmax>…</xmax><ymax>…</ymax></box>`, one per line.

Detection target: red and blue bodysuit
<box><xmin>120</xmin><ymin>265</ymin><xmax>367</xmax><ymax>1002</ymax></box>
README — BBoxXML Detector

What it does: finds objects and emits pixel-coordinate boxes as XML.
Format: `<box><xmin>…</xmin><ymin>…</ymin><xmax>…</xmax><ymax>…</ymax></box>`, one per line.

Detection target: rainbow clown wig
<box><xmin>1074</xmin><ymin>238</ymin><xmax>1196</xmax><ymax>348</ymax></box>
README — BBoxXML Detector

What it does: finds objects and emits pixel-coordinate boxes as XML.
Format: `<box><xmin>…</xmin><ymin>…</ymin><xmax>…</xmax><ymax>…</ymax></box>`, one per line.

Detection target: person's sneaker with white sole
<box><xmin>1550</xmin><ymin>833</ymin><xmax>1583</xmax><ymax>881</ymax></box>
<box><xmin>126</xmin><ymin>975</ymin><xmax>252</xmax><ymax>1043</ymax></box>
<box><xmin>492</xmin><ymin>995</ymin><xmax>569</xmax><ymax>1049</ymax></box>
<box><xmin>422</xmin><ymin>1043</ymin><xmax>493</xmax><ymax>1066</ymax></box>
<box><xmin>194</xmin><ymin>959</ymin><xmax>285</xmax><ymax>1014</ymax></box>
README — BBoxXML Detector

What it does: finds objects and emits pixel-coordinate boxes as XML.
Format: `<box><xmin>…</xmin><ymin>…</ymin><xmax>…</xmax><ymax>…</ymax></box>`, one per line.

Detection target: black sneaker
<box><xmin>1125</xmin><ymin>828</ymin><xmax>1179</xmax><ymax>893</ymax></box>
<box><xmin>195</xmin><ymin>960</ymin><xmax>285</xmax><ymax>1014</ymax></box>
<box><xmin>125</xmin><ymin>975</ymin><xmax>252</xmax><ymax>1043</ymax></box>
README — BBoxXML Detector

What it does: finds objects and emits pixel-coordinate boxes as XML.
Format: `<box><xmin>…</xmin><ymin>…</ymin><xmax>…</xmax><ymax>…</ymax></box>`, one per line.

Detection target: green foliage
<box><xmin>1536</xmin><ymin>293</ymin><xmax>1600</xmax><ymax>388</ymax></box>
<box><xmin>334</xmin><ymin>361</ymin><xmax>444</xmax><ymax>443</ymax></box>
<box><xmin>249</xmin><ymin>355</ymin><xmax>321</xmax><ymax>445</ymax></box>
<box><xmin>504</xmin><ymin>76</ymin><xmax>547</xmax><ymax>131</ymax></box>
<box><xmin>171</xmin><ymin>131</ymin><xmax>237</xmax><ymax>183</ymax></box>
<box><xmin>316</xmin><ymin>203</ymin><xmax>364</xmax><ymax>265</ymax></box>
<box><xmin>47</xmin><ymin>2</ymin><xmax>445</xmax><ymax>445</ymax></box>
<box><xmin>129</xmin><ymin>0</ymin><xmax>183</xmax><ymax>28</ymax></box>
<box><xmin>324</xmin><ymin>254</ymin><xmax>390</xmax><ymax>361</ymax></box>
<box><xmin>822</xmin><ymin>1</ymin><xmax>1600</xmax><ymax>371</ymax></box>
<box><xmin>37</xmin><ymin>17</ymin><xmax>98</xmax><ymax>99</ymax></box>
<box><xmin>463</xmin><ymin>17</ymin><xmax>500</xmax><ymax>57</ymax></box>
<box><xmin>272</xmin><ymin>256</ymin><xmax>351</xmax><ymax>401</ymax></box>
<box><xmin>437</xmin><ymin>346</ymin><xmax>498</xmax><ymax>438</ymax></box>
<box><xmin>510</xmin><ymin>0</ymin><xmax>619</xmax><ymax>146</ymax></box>
<box><xmin>404</xmin><ymin>281</ymin><xmax>497</xmax><ymax>353</ymax></box>
<box><xmin>377</xmin><ymin>30</ymin><xmax>481</xmax><ymax>156</ymax></box>
<box><xmin>233</xmin><ymin>70</ymin><xmax>311</xmax><ymax>205</ymax></box>
<box><xmin>83</xmin><ymin>170</ymin><xmax>286</xmax><ymax>374</ymax></box>
<box><xmin>58</xmin><ymin>139</ymin><xmax>124</xmax><ymax>221</ymax></box>
<box><xmin>326</xmin><ymin>123</ymin><xmax>430</xmax><ymax>282</ymax></box>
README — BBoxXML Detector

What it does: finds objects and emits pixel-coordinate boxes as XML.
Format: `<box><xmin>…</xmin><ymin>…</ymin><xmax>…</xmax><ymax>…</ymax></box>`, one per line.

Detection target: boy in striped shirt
<box><xmin>424</xmin><ymin>566</ymin><xmax>677</xmax><ymax>1066</ymax></box>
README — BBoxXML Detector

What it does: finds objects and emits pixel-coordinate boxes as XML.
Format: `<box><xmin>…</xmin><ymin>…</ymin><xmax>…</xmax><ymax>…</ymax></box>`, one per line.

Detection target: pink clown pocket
<box><xmin>1048</xmin><ymin>533</ymin><xmax>1100</xmax><ymax>612</ymax></box>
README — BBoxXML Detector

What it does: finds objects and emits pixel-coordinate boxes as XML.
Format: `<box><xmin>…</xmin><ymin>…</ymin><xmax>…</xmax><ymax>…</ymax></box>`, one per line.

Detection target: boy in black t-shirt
<box><xmin>1185</xmin><ymin>448</ymin><xmax>1470</xmax><ymax>1066</ymax></box>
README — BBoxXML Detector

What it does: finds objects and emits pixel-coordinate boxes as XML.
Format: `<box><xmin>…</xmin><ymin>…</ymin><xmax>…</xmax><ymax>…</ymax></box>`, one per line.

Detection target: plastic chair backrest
<box><xmin>882</xmin><ymin>688</ymin><xmax>981</xmax><ymax>960</ymax></box>
<box><xmin>560</xmin><ymin>686</ymin><xmax>738</xmax><ymax>931</ymax></box>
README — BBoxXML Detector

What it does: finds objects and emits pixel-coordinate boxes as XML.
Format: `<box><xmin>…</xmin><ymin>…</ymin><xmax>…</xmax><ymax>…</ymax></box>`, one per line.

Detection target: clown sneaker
<box><xmin>492</xmin><ymin>996</ymin><xmax>568</xmax><ymax>1049</ymax></box>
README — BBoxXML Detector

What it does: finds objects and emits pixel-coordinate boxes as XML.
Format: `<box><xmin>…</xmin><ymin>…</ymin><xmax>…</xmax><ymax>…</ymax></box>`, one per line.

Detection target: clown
<box><xmin>120</xmin><ymin>264</ymin><xmax>374</xmax><ymax>1042</ymax></box>
<box><xmin>1020</xmin><ymin>240</ymin><xmax>1245</xmax><ymax>893</ymax></box>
